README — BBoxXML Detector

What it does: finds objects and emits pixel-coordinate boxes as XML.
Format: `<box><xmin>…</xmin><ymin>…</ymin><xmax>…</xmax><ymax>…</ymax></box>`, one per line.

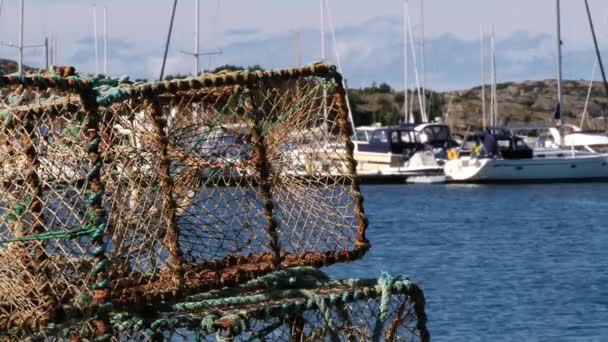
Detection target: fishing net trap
<box><xmin>0</xmin><ymin>63</ymin><xmax>429</xmax><ymax>341</ymax></box>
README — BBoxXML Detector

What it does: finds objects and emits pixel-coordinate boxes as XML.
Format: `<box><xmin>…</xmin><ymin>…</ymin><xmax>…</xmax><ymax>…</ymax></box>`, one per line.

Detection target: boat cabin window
<box><xmin>497</xmin><ymin>139</ymin><xmax>511</xmax><ymax>149</ymax></box>
<box><xmin>371</xmin><ymin>130</ymin><xmax>388</xmax><ymax>144</ymax></box>
<box><xmin>400</xmin><ymin>131</ymin><xmax>414</xmax><ymax>143</ymax></box>
<box><xmin>391</xmin><ymin>131</ymin><xmax>400</xmax><ymax>144</ymax></box>
<box><xmin>514</xmin><ymin>139</ymin><xmax>529</xmax><ymax>150</ymax></box>
<box><xmin>354</xmin><ymin>131</ymin><xmax>370</xmax><ymax>142</ymax></box>
<box><xmin>419</xmin><ymin>125</ymin><xmax>451</xmax><ymax>143</ymax></box>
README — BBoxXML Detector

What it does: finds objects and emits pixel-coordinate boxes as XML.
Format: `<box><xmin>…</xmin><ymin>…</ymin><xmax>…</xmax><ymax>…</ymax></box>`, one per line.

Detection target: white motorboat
<box><xmin>354</xmin><ymin>123</ymin><xmax>458</xmax><ymax>177</ymax></box>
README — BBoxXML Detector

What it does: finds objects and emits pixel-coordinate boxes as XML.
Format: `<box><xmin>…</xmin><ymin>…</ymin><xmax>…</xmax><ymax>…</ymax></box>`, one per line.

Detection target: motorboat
<box><xmin>444</xmin><ymin>132</ymin><xmax>608</xmax><ymax>183</ymax></box>
<box><xmin>354</xmin><ymin>123</ymin><xmax>458</xmax><ymax>177</ymax></box>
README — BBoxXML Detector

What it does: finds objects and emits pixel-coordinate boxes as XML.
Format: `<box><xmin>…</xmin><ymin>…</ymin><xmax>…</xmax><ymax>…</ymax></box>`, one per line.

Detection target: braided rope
<box><xmin>334</xmin><ymin>78</ymin><xmax>370</xmax><ymax>251</ymax></box>
<box><xmin>105</xmin><ymin>271</ymin><xmax>427</xmax><ymax>340</ymax></box>
<box><xmin>80</xmin><ymin>89</ymin><xmax>112</xmax><ymax>342</ymax></box>
<box><xmin>0</xmin><ymin>63</ymin><xmax>340</xmax><ymax>105</ymax></box>
<box><xmin>148</xmin><ymin>98</ymin><xmax>184</xmax><ymax>291</ymax></box>
<box><xmin>248</xmin><ymin>92</ymin><xmax>282</xmax><ymax>270</ymax></box>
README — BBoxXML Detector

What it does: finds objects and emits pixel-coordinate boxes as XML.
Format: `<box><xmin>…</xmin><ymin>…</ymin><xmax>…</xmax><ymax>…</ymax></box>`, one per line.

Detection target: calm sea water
<box><xmin>327</xmin><ymin>183</ymin><xmax>608</xmax><ymax>342</ymax></box>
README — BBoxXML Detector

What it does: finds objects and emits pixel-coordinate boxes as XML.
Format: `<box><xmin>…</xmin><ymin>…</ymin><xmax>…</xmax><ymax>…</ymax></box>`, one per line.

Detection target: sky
<box><xmin>1</xmin><ymin>0</ymin><xmax>608</xmax><ymax>90</ymax></box>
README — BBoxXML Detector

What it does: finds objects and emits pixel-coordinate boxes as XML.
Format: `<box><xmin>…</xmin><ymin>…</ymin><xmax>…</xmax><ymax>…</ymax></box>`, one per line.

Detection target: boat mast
<box><xmin>18</xmin><ymin>0</ymin><xmax>23</xmax><ymax>74</ymax></box>
<box><xmin>556</xmin><ymin>0</ymin><xmax>563</xmax><ymax>143</ymax></box>
<box><xmin>494</xmin><ymin>27</ymin><xmax>498</xmax><ymax>128</ymax></box>
<box><xmin>44</xmin><ymin>36</ymin><xmax>48</xmax><ymax>69</ymax></box>
<box><xmin>295</xmin><ymin>31</ymin><xmax>301</xmax><ymax>66</ymax></box>
<box><xmin>49</xmin><ymin>33</ymin><xmax>54</xmax><ymax>65</ymax></box>
<box><xmin>490</xmin><ymin>25</ymin><xmax>498</xmax><ymax>127</ymax></box>
<box><xmin>320</xmin><ymin>0</ymin><xmax>325</xmax><ymax>62</ymax></box>
<box><xmin>53</xmin><ymin>33</ymin><xmax>57</xmax><ymax>65</ymax></box>
<box><xmin>320</xmin><ymin>0</ymin><xmax>328</xmax><ymax>141</ymax></box>
<box><xmin>93</xmin><ymin>5</ymin><xmax>99</xmax><ymax>74</ymax></box>
<box><xmin>159</xmin><ymin>0</ymin><xmax>178</xmax><ymax>81</ymax></box>
<box><xmin>180</xmin><ymin>0</ymin><xmax>222</xmax><ymax>77</ymax></box>
<box><xmin>420</xmin><ymin>0</ymin><xmax>426</xmax><ymax>117</ymax></box>
<box><xmin>480</xmin><ymin>24</ymin><xmax>486</xmax><ymax>130</ymax></box>
<box><xmin>403</xmin><ymin>0</ymin><xmax>409</xmax><ymax>123</ymax></box>
<box><xmin>103</xmin><ymin>6</ymin><xmax>108</xmax><ymax>75</ymax></box>
<box><xmin>194</xmin><ymin>0</ymin><xmax>199</xmax><ymax>75</ymax></box>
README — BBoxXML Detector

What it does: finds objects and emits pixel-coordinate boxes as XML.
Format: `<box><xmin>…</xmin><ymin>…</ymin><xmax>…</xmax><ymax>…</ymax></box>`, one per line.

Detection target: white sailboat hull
<box><xmin>445</xmin><ymin>155</ymin><xmax>608</xmax><ymax>182</ymax></box>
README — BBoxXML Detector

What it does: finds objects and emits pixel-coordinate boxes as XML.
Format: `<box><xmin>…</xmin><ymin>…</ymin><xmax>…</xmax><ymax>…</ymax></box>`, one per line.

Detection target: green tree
<box><xmin>394</xmin><ymin>93</ymin><xmax>405</xmax><ymax>106</ymax></box>
<box><xmin>426</xmin><ymin>91</ymin><xmax>445</xmax><ymax>121</ymax></box>
<box><xmin>377</xmin><ymin>98</ymin><xmax>400</xmax><ymax>125</ymax></box>
<box><xmin>377</xmin><ymin>82</ymin><xmax>392</xmax><ymax>93</ymax></box>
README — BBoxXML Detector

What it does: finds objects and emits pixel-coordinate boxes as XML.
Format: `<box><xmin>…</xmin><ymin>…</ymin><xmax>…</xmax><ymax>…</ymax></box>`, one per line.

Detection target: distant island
<box><xmin>2</xmin><ymin>59</ymin><xmax>606</xmax><ymax>132</ymax></box>
<box><xmin>349</xmin><ymin>79</ymin><xmax>608</xmax><ymax>132</ymax></box>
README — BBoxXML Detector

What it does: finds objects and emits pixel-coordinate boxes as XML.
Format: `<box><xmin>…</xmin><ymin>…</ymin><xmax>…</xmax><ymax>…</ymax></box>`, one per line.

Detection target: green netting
<box><xmin>13</xmin><ymin>268</ymin><xmax>428</xmax><ymax>342</ymax></box>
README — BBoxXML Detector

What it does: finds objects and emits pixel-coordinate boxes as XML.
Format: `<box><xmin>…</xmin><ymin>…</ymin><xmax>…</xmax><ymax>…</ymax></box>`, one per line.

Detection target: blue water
<box><xmin>327</xmin><ymin>183</ymin><xmax>608</xmax><ymax>341</ymax></box>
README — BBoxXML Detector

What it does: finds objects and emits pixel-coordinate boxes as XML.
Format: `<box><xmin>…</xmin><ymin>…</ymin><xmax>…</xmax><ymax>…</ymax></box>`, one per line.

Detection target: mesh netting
<box><xmin>0</xmin><ymin>64</ymin><xmax>427</xmax><ymax>341</ymax></box>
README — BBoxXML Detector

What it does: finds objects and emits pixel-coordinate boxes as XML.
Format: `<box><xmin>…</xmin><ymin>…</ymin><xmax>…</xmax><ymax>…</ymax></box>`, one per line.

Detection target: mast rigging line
<box><xmin>581</xmin><ymin>57</ymin><xmax>597</xmax><ymax>128</ymax></box>
<box><xmin>405</xmin><ymin>0</ymin><xmax>427</xmax><ymax>122</ymax></box>
<box><xmin>324</xmin><ymin>0</ymin><xmax>356</xmax><ymax>134</ymax></box>
<box><xmin>584</xmin><ymin>0</ymin><xmax>608</xmax><ymax>107</ymax></box>
<box><xmin>160</xmin><ymin>0</ymin><xmax>178</xmax><ymax>81</ymax></box>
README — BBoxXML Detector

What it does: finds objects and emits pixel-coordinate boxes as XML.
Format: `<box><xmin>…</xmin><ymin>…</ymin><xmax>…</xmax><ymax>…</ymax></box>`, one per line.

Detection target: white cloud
<box><xmin>2</xmin><ymin>2</ymin><xmax>608</xmax><ymax>90</ymax></box>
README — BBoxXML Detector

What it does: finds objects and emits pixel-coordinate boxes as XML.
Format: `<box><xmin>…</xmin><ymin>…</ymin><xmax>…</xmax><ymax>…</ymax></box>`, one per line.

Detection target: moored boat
<box><xmin>444</xmin><ymin>132</ymin><xmax>608</xmax><ymax>183</ymax></box>
<box><xmin>354</xmin><ymin>122</ymin><xmax>458</xmax><ymax>177</ymax></box>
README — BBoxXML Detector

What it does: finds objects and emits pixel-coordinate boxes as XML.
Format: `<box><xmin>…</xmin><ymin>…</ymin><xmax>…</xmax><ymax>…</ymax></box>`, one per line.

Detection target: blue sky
<box><xmin>1</xmin><ymin>0</ymin><xmax>608</xmax><ymax>89</ymax></box>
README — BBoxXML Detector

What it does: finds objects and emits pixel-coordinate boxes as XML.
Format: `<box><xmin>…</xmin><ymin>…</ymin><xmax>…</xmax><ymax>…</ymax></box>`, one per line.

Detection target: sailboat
<box><xmin>444</xmin><ymin>0</ymin><xmax>608</xmax><ymax>183</ymax></box>
<box><xmin>348</xmin><ymin>0</ymin><xmax>458</xmax><ymax>183</ymax></box>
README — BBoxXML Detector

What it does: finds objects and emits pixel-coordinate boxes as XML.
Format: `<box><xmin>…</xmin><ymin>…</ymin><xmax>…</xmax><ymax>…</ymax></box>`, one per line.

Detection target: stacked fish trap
<box><xmin>0</xmin><ymin>64</ymin><xmax>429</xmax><ymax>341</ymax></box>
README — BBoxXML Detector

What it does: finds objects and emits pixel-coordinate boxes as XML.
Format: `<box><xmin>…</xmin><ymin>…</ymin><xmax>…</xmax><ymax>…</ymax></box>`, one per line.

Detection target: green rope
<box><xmin>371</xmin><ymin>272</ymin><xmax>395</xmax><ymax>342</ymax></box>
<box><xmin>103</xmin><ymin>272</ymin><xmax>416</xmax><ymax>340</ymax></box>
<box><xmin>0</xmin><ymin>223</ymin><xmax>99</xmax><ymax>244</ymax></box>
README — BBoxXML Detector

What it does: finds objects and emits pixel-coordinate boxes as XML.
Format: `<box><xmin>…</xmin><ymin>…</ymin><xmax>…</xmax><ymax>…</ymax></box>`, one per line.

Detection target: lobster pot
<box><xmin>0</xmin><ymin>65</ymin><xmax>372</xmax><ymax>335</ymax></box>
